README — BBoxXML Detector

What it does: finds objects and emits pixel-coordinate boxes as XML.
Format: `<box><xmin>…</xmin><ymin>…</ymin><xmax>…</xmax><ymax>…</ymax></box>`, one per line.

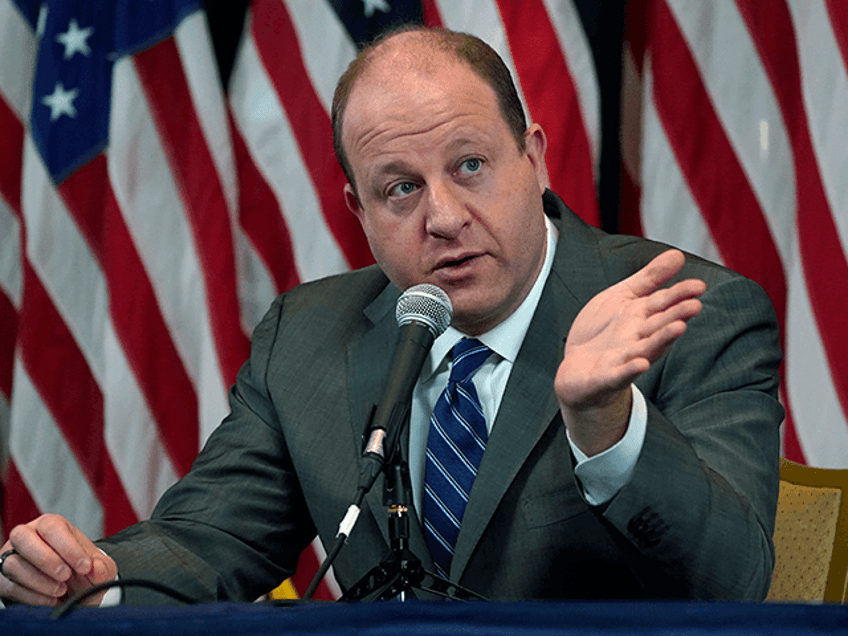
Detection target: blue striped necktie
<box><xmin>424</xmin><ymin>338</ymin><xmax>492</xmax><ymax>578</ymax></box>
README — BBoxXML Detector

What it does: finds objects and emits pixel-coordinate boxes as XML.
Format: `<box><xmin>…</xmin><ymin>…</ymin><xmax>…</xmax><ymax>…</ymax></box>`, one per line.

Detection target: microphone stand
<box><xmin>340</xmin><ymin>426</ymin><xmax>486</xmax><ymax>602</ymax></box>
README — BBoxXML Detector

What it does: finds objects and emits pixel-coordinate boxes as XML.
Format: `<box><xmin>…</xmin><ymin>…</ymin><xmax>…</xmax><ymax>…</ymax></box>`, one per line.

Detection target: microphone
<box><xmin>359</xmin><ymin>283</ymin><xmax>452</xmax><ymax>491</ymax></box>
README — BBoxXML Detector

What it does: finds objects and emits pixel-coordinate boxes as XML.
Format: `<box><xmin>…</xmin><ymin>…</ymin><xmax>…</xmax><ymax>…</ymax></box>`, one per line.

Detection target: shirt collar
<box><xmin>423</xmin><ymin>215</ymin><xmax>559</xmax><ymax>379</ymax></box>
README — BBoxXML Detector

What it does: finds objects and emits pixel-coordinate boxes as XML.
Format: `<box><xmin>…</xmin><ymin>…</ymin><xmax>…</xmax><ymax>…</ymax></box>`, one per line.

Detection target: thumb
<box><xmin>65</xmin><ymin>550</ymin><xmax>117</xmax><ymax>606</ymax></box>
<box><xmin>85</xmin><ymin>553</ymin><xmax>116</xmax><ymax>586</ymax></box>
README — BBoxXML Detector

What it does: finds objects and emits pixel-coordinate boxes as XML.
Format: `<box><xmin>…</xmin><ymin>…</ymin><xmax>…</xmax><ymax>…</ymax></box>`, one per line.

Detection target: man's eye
<box><xmin>459</xmin><ymin>158</ymin><xmax>483</xmax><ymax>174</ymax></box>
<box><xmin>389</xmin><ymin>181</ymin><xmax>418</xmax><ymax>197</ymax></box>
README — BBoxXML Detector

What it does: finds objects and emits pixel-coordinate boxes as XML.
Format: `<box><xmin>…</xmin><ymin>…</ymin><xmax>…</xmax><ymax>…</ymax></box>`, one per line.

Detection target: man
<box><xmin>0</xmin><ymin>26</ymin><xmax>783</xmax><ymax>606</ymax></box>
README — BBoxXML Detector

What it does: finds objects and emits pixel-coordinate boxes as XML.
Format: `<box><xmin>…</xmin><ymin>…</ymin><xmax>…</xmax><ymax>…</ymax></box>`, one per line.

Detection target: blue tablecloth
<box><xmin>2</xmin><ymin>600</ymin><xmax>847</xmax><ymax>635</ymax></box>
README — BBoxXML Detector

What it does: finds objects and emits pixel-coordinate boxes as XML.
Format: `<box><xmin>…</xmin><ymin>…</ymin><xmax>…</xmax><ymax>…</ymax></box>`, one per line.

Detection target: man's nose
<box><xmin>424</xmin><ymin>180</ymin><xmax>470</xmax><ymax>239</ymax></box>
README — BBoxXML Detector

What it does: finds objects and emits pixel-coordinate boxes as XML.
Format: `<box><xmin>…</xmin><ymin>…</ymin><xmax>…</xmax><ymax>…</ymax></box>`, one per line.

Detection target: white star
<box><xmin>362</xmin><ymin>0</ymin><xmax>390</xmax><ymax>19</ymax></box>
<box><xmin>41</xmin><ymin>82</ymin><xmax>79</xmax><ymax>121</ymax></box>
<box><xmin>55</xmin><ymin>18</ymin><xmax>94</xmax><ymax>60</ymax></box>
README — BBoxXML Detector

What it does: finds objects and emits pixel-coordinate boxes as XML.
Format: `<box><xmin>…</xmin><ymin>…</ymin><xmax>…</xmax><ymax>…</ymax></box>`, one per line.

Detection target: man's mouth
<box><xmin>435</xmin><ymin>252</ymin><xmax>481</xmax><ymax>270</ymax></box>
<box><xmin>440</xmin><ymin>255</ymin><xmax>475</xmax><ymax>269</ymax></box>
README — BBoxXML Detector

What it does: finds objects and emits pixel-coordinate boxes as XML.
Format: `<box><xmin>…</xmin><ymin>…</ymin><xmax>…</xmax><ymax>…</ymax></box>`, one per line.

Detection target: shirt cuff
<box><xmin>99</xmin><ymin>575</ymin><xmax>121</xmax><ymax>607</ymax></box>
<box><xmin>97</xmin><ymin>548</ymin><xmax>121</xmax><ymax>607</ymax></box>
<box><xmin>567</xmin><ymin>384</ymin><xmax>648</xmax><ymax>506</ymax></box>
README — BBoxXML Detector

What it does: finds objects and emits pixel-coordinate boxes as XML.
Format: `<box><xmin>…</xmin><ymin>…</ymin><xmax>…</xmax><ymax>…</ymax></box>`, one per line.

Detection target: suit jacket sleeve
<box><xmin>606</xmin><ymin>266</ymin><xmax>783</xmax><ymax>600</ymax></box>
<box><xmin>97</xmin><ymin>293</ymin><xmax>317</xmax><ymax>605</ymax></box>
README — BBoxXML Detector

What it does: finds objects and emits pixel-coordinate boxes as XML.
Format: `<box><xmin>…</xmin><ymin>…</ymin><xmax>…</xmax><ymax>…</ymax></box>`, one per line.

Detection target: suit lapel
<box><xmin>450</xmin><ymin>198</ymin><xmax>612</xmax><ymax>582</ymax></box>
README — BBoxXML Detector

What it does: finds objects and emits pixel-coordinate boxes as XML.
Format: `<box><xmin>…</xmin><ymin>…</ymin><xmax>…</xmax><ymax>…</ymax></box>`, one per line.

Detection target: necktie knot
<box><xmin>448</xmin><ymin>338</ymin><xmax>491</xmax><ymax>385</ymax></box>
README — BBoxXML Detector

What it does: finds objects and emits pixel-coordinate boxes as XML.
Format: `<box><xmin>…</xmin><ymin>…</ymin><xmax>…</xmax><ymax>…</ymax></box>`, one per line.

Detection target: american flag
<box><xmin>1</xmin><ymin>0</ymin><xmax>845</xmax><ymax>601</ymax></box>
<box><xmin>620</xmin><ymin>0</ymin><xmax>848</xmax><ymax>469</ymax></box>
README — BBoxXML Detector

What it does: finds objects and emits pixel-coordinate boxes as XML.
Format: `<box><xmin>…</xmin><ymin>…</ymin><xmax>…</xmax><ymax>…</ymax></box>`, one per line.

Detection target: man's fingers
<box><xmin>10</xmin><ymin>516</ymin><xmax>87</xmax><ymax>582</ymax></box>
<box><xmin>0</xmin><ymin>549</ymin><xmax>68</xmax><ymax>599</ymax></box>
<box><xmin>9</xmin><ymin>522</ymin><xmax>70</xmax><ymax>583</ymax></box>
<box><xmin>0</xmin><ymin>573</ymin><xmax>64</xmax><ymax>606</ymax></box>
<box><xmin>635</xmin><ymin>319</ymin><xmax>690</xmax><ymax>363</ymax></box>
<box><xmin>640</xmin><ymin>298</ymin><xmax>703</xmax><ymax>339</ymax></box>
<box><xmin>624</xmin><ymin>249</ymin><xmax>687</xmax><ymax>297</ymax></box>
<box><xmin>646</xmin><ymin>278</ymin><xmax>707</xmax><ymax>314</ymax></box>
<box><xmin>36</xmin><ymin>515</ymin><xmax>97</xmax><ymax>576</ymax></box>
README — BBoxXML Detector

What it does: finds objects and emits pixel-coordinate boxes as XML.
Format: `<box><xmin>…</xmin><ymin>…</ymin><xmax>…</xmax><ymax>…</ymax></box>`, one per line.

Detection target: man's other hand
<box><xmin>1</xmin><ymin>514</ymin><xmax>117</xmax><ymax>606</ymax></box>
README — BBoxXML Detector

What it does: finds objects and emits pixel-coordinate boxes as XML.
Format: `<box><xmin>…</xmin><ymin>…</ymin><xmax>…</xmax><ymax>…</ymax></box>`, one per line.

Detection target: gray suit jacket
<box><xmin>100</xmin><ymin>191</ymin><xmax>783</xmax><ymax>604</ymax></box>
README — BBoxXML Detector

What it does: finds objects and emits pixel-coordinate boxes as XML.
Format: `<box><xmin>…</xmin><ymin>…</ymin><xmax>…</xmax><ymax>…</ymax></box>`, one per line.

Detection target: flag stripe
<box><xmin>736</xmin><ymin>0</ymin><xmax>848</xmax><ymax>421</ymax></box>
<box><xmin>17</xmin><ymin>262</ymin><xmax>137</xmax><ymax>534</ymax></box>
<box><xmin>3</xmin><ymin>460</ymin><xmax>45</xmax><ymax>533</ymax></box>
<box><xmin>825</xmin><ymin>0</ymin><xmax>848</xmax><ymax>70</ymax></box>
<box><xmin>249</xmin><ymin>0</ymin><xmax>372</xmax><ymax>270</ymax></box>
<box><xmin>133</xmin><ymin>37</ymin><xmax>249</xmax><ymax>389</ymax></box>
<box><xmin>422</xmin><ymin>0</ymin><xmax>444</xmax><ymax>25</ymax></box>
<box><xmin>9</xmin><ymin>363</ymin><xmax>104</xmax><ymax>537</ymax></box>
<box><xmin>789</xmin><ymin>1</ymin><xmax>848</xmax><ymax>257</ymax></box>
<box><xmin>58</xmin><ymin>156</ymin><xmax>199</xmax><ymax>476</ymax></box>
<box><xmin>231</xmin><ymin>119</ymin><xmax>301</xmax><ymax>296</ymax></box>
<box><xmin>541</xmin><ymin>0</ymin><xmax>601</xmax><ymax>169</ymax></box>
<box><xmin>631</xmin><ymin>0</ymin><xmax>848</xmax><ymax>466</ymax></box>
<box><xmin>229</xmin><ymin>20</ymin><xmax>350</xmax><ymax>284</ymax></box>
<box><xmin>0</xmin><ymin>94</ymin><xmax>24</xmax><ymax>222</ymax></box>
<box><xmin>284</xmin><ymin>0</ymin><xmax>357</xmax><ymax>115</ymax></box>
<box><xmin>651</xmin><ymin>1</ymin><xmax>787</xmax><ymax>322</ymax></box>
<box><xmin>660</xmin><ymin>2</ymin><xmax>796</xmax><ymax>462</ymax></box>
<box><xmin>639</xmin><ymin>84</ymin><xmax>721</xmax><ymax>264</ymax></box>
<box><xmin>497</xmin><ymin>0</ymin><xmax>600</xmax><ymax>225</ymax></box>
<box><xmin>670</xmin><ymin>1</ymin><xmax>796</xmax><ymax>264</ymax></box>
<box><xmin>107</xmin><ymin>54</ymin><xmax>229</xmax><ymax>444</ymax></box>
<box><xmin>0</xmin><ymin>0</ymin><xmax>34</xmax><ymax>123</ymax></box>
<box><xmin>0</xmin><ymin>293</ymin><xmax>15</xmax><ymax>399</ymax></box>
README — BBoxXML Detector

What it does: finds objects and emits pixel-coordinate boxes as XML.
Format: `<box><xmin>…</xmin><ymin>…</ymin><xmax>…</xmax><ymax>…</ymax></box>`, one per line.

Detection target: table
<box><xmin>2</xmin><ymin>599</ymin><xmax>847</xmax><ymax>635</ymax></box>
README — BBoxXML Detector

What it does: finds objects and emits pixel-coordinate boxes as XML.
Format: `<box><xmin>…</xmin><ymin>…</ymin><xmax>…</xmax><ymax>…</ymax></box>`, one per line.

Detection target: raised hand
<box><xmin>555</xmin><ymin>249</ymin><xmax>706</xmax><ymax>456</ymax></box>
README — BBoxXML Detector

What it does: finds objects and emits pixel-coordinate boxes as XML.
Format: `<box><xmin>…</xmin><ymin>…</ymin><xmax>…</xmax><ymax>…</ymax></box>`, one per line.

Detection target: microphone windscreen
<box><xmin>395</xmin><ymin>284</ymin><xmax>452</xmax><ymax>337</ymax></box>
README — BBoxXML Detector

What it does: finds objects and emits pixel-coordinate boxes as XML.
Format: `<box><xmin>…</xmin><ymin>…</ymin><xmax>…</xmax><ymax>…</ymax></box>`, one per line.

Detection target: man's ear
<box><xmin>524</xmin><ymin>123</ymin><xmax>550</xmax><ymax>193</ymax></box>
<box><xmin>344</xmin><ymin>183</ymin><xmax>364</xmax><ymax>222</ymax></box>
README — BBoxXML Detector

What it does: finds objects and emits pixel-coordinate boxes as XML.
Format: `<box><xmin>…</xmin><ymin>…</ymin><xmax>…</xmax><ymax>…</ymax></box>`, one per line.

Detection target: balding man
<box><xmin>1</xmin><ymin>27</ymin><xmax>783</xmax><ymax>606</ymax></box>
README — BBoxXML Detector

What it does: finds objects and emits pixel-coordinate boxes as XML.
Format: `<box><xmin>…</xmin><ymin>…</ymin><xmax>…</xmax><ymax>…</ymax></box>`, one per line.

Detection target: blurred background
<box><xmin>2</xmin><ymin>0</ymin><xmax>846</xmax><ymax>598</ymax></box>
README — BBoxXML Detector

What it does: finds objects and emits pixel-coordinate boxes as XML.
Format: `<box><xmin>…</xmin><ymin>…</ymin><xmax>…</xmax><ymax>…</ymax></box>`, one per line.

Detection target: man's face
<box><xmin>342</xmin><ymin>45</ymin><xmax>549</xmax><ymax>335</ymax></box>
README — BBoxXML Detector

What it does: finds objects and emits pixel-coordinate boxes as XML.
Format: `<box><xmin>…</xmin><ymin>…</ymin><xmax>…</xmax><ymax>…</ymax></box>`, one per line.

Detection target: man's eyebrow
<box><xmin>445</xmin><ymin>137</ymin><xmax>483</xmax><ymax>152</ymax></box>
<box><xmin>374</xmin><ymin>161</ymin><xmax>415</xmax><ymax>176</ymax></box>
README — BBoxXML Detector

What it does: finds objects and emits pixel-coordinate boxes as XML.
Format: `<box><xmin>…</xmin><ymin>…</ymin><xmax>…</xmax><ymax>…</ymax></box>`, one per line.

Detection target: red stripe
<box><xmin>618</xmin><ymin>156</ymin><xmax>643</xmax><ymax>237</ymax></box>
<box><xmin>57</xmin><ymin>157</ymin><xmax>200</xmax><ymax>475</ymax></box>
<box><xmin>779</xmin><ymin>389</ymin><xmax>804</xmax><ymax>464</ymax></box>
<box><xmin>650</xmin><ymin>1</ymin><xmax>787</xmax><ymax>328</ymax></box>
<box><xmin>497</xmin><ymin>0</ymin><xmax>600</xmax><ymax>227</ymax></box>
<box><xmin>825</xmin><ymin>0</ymin><xmax>848</xmax><ymax>73</ymax></box>
<box><xmin>0</xmin><ymin>92</ymin><xmax>23</xmax><ymax>215</ymax></box>
<box><xmin>0</xmin><ymin>94</ymin><xmax>22</xmax><ymax>405</ymax></box>
<box><xmin>289</xmin><ymin>542</ymin><xmax>335</xmax><ymax>601</ymax></box>
<box><xmin>735</xmin><ymin>0</ymin><xmax>848</xmax><ymax>423</ymax></box>
<box><xmin>18</xmin><ymin>262</ymin><xmax>137</xmax><ymax>534</ymax></box>
<box><xmin>132</xmin><ymin>37</ymin><xmax>249</xmax><ymax>387</ymax></box>
<box><xmin>422</xmin><ymin>0</ymin><xmax>444</xmax><ymax>26</ymax></box>
<box><xmin>231</xmin><ymin>116</ymin><xmax>301</xmax><ymax>295</ymax></box>
<box><xmin>250</xmin><ymin>0</ymin><xmax>374</xmax><ymax>270</ymax></box>
<box><xmin>625</xmin><ymin>0</ymin><xmax>650</xmax><ymax>73</ymax></box>
<box><xmin>0</xmin><ymin>291</ymin><xmax>16</xmax><ymax>399</ymax></box>
<box><xmin>2</xmin><ymin>460</ymin><xmax>42</xmax><ymax>538</ymax></box>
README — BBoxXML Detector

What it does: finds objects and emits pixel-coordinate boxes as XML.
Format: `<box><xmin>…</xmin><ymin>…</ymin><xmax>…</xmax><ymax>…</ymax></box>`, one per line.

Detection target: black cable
<box><xmin>51</xmin><ymin>578</ymin><xmax>199</xmax><ymax>619</ymax></box>
<box><xmin>302</xmin><ymin>488</ymin><xmax>366</xmax><ymax>600</ymax></box>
